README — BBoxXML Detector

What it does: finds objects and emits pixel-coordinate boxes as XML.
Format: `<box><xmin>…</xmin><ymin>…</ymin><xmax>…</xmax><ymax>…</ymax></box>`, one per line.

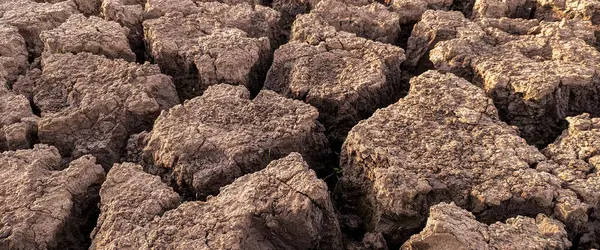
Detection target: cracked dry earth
<box><xmin>0</xmin><ymin>0</ymin><xmax>600</xmax><ymax>250</ymax></box>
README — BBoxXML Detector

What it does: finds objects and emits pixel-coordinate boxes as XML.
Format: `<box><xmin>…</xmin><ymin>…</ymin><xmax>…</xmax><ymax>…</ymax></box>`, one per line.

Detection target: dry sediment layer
<box><xmin>91</xmin><ymin>153</ymin><xmax>342</xmax><ymax>249</ymax></box>
<box><xmin>13</xmin><ymin>52</ymin><xmax>179</xmax><ymax>168</ymax></box>
<box><xmin>142</xmin><ymin>84</ymin><xmax>331</xmax><ymax>198</ymax></box>
<box><xmin>407</xmin><ymin>10</ymin><xmax>600</xmax><ymax>146</ymax></box>
<box><xmin>339</xmin><ymin>70</ymin><xmax>590</xmax><ymax>245</ymax></box>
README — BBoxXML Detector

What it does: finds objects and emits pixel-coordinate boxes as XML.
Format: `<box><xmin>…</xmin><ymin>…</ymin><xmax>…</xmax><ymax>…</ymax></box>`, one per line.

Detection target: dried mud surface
<box><xmin>0</xmin><ymin>0</ymin><xmax>599</xmax><ymax>249</ymax></box>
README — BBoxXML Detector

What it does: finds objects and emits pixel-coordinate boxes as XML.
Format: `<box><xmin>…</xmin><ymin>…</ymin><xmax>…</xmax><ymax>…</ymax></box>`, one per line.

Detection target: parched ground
<box><xmin>338</xmin><ymin>70</ymin><xmax>590</xmax><ymax>246</ymax></box>
<box><xmin>1</xmin><ymin>0</ymin><xmax>600</xmax><ymax>249</ymax></box>
<box><xmin>91</xmin><ymin>153</ymin><xmax>342</xmax><ymax>249</ymax></box>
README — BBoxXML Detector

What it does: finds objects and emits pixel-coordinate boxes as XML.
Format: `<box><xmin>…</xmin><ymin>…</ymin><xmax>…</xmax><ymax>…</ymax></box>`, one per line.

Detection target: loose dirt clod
<box><xmin>91</xmin><ymin>153</ymin><xmax>342</xmax><ymax>249</ymax></box>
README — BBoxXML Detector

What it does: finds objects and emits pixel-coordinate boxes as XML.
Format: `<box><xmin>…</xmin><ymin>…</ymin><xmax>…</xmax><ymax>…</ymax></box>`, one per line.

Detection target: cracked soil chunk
<box><xmin>36</xmin><ymin>0</ymin><xmax>102</xmax><ymax>15</ymax></box>
<box><xmin>0</xmin><ymin>0</ymin><xmax>77</xmax><ymax>58</ymax></box>
<box><xmin>100</xmin><ymin>0</ymin><xmax>145</xmax><ymax>51</ymax></box>
<box><xmin>0</xmin><ymin>144</ymin><xmax>105</xmax><ymax>250</ymax></box>
<box><xmin>401</xmin><ymin>202</ymin><xmax>571</xmax><ymax>250</ymax></box>
<box><xmin>540</xmin><ymin>113</ymin><xmax>600</xmax><ymax>249</ymax></box>
<box><xmin>0</xmin><ymin>24</ymin><xmax>28</xmax><ymax>84</ymax></box>
<box><xmin>91</xmin><ymin>153</ymin><xmax>342</xmax><ymax>249</ymax></box>
<box><xmin>12</xmin><ymin>52</ymin><xmax>179</xmax><ymax>168</ymax></box>
<box><xmin>389</xmin><ymin>0</ymin><xmax>454</xmax><ymax>24</ymax></box>
<box><xmin>338</xmin><ymin>70</ymin><xmax>589</xmax><ymax>245</ymax></box>
<box><xmin>473</xmin><ymin>0</ymin><xmax>600</xmax><ymax>24</ymax></box>
<box><xmin>142</xmin><ymin>84</ymin><xmax>331</xmax><ymax>198</ymax></box>
<box><xmin>0</xmin><ymin>86</ymin><xmax>38</xmax><ymax>152</ymax></box>
<box><xmin>144</xmin><ymin>0</ymin><xmax>200</xmax><ymax>19</ymax></box>
<box><xmin>41</xmin><ymin>14</ymin><xmax>136</xmax><ymax>61</ymax></box>
<box><xmin>406</xmin><ymin>10</ymin><xmax>600</xmax><ymax>146</ymax></box>
<box><xmin>143</xmin><ymin>2</ymin><xmax>280</xmax><ymax>99</ymax></box>
<box><xmin>265</xmin><ymin>34</ymin><xmax>405</xmax><ymax>147</ymax></box>
<box><xmin>291</xmin><ymin>0</ymin><xmax>401</xmax><ymax>44</ymax></box>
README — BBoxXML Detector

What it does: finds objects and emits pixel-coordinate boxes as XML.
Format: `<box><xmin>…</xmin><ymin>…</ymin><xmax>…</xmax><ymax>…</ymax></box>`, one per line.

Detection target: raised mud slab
<box><xmin>402</xmin><ymin>202</ymin><xmax>571</xmax><ymax>249</ymax></box>
<box><xmin>1</xmin><ymin>0</ymin><xmax>600</xmax><ymax>249</ymax></box>
<box><xmin>339</xmin><ymin>70</ymin><xmax>589</xmax><ymax>245</ymax></box>
<box><xmin>0</xmin><ymin>145</ymin><xmax>104</xmax><ymax>250</ymax></box>
<box><xmin>143</xmin><ymin>2</ymin><xmax>280</xmax><ymax>99</ymax></box>
<box><xmin>13</xmin><ymin>52</ymin><xmax>179</xmax><ymax>168</ymax></box>
<box><xmin>142</xmin><ymin>84</ymin><xmax>331</xmax><ymax>198</ymax></box>
<box><xmin>407</xmin><ymin>10</ymin><xmax>600</xmax><ymax>146</ymax></box>
<box><xmin>91</xmin><ymin>153</ymin><xmax>342</xmax><ymax>249</ymax></box>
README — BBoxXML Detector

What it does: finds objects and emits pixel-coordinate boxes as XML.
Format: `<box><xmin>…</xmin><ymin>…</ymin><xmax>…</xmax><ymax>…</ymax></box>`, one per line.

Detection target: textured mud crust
<box><xmin>0</xmin><ymin>0</ymin><xmax>77</xmax><ymax>58</ymax></box>
<box><xmin>540</xmin><ymin>113</ymin><xmax>600</xmax><ymax>249</ymax></box>
<box><xmin>13</xmin><ymin>52</ymin><xmax>179</xmax><ymax>168</ymax></box>
<box><xmin>0</xmin><ymin>24</ymin><xmax>28</xmax><ymax>83</ymax></box>
<box><xmin>0</xmin><ymin>86</ymin><xmax>38</xmax><ymax>152</ymax></box>
<box><xmin>3</xmin><ymin>0</ymin><xmax>600</xmax><ymax>249</ymax></box>
<box><xmin>142</xmin><ymin>84</ymin><xmax>331</xmax><ymax>198</ymax></box>
<box><xmin>407</xmin><ymin>10</ymin><xmax>600</xmax><ymax>147</ymax></box>
<box><xmin>402</xmin><ymin>202</ymin><xmax>571</xmax><ymax>249</ymax></box>
<box><xmin>293</xmin><ymin>0</ymin><xmax>401</xmax><ymax>43</ymax></box>
<box><xmin>339</xmin><ymin>70</ymin><xmax>589</xmax><ymax>245</ymax></box>
<box><xmin>91</xmin><ymin>153</ymin><xmax>342</xmax><ymax>249</ymax></box>
<box><xmin>473</xmin><ymin>0</ymin><xmax>600</xmax><ymax>24</ymax></box>
<box><xmin>0</xmin><ymin>145</ymin><xmax>104</xmax><ymax>250</ymax></box>
<box><xmin>143</xmin><ymin>2</ymin><xmax>280</xmax><ymax>99</ymax></box>
<box><xmin>100</xmin><ymin>0</ymin><xmax>146</xmax><ymax>60</ymax></box>
<box><xmin>267</xmin><ymin>29</ymin><xmax>405</xmax><ymax>147</ymax></box>
<box><xmin>41</xmin><ymin>14</ymin><xmax>136</xmax><ymax>61</ymax></box>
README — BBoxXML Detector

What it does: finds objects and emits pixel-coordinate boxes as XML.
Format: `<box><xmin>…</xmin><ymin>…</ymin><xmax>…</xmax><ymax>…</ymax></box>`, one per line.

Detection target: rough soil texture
<box><xmin>473</xmin><ymin>0</ymin><xmax>600</xmax><ymax>24</ymax></box>
<box><xmin>345</xmin><ymin>232</ymin><xmax>389</xmax><ymax>250</ymax></box>
<box><xmin>144</xmin><ymin>0</ymin><xmax>201</xmax><ymax>19</ymax></box>
<box><xmin>145</xmin><ymin>0</ymin><xmax>301</xmax><ymax>32</ymax></box>
<box><xmin>100</xmin><ymin>0</ymin><xmax>145</xmax><ymax>55</ymax></box>
<box><xmin>407</xmin><ymin>10</ymin><xmax>600</xmax><ymax>146</ymax></box>
<box><xmin>339</xmin><ymin>70</ymin><xmax>589</xmax><ymax>245</ymax></box>
<box><xmin>41</xmin><ymin>14</ymin><xmax>135</xmax><ymax>61</ymax></box>
<box><xmin>91</xmin><ymin>153</ymin><xmax>342</xmax><ymax>249</ymax></box>
<box><xmin>401</xmin><ymin>202</ymin><xmax>572</xmax><ymax>249</ymax></box>
<box><xmin>389</xmin><ymin>0</ymin><xmax>455</xmax><ymax>24</ymax></box>
<box><xmin>3</xmin><ymin>0</ymin><xmax>600</xmax><ymax>249</ymax></box>
<box><xmin>36</xmin><ymin>0</ymin><xmax>102</xmax><ymax>16</ymax></box>
<box><xmin>0</xmin><ymin>86</ymin><xmax>38</xmax><ymax>152</ymax></box>
<box><xmin>267</xmin><ymin>27</ymin><xmax>405</xmax><ymax>147</ymax></box>
<box><xmin>13</xmin><ymin>52</ymin><xmax>179</xmax><ymax>168</ymax></box>
<box><xmin>540</xmin><ymin>113</ymin><xmax>600</xmax><ymax>248</ymax></box>
<box><xmin>292</xmin><ymin>0</ymin><xmax>401</xmax><ymax>44</ymax></box>
<box><xmin>142</xmin><ymin>84</ymin><xmax>331</xmax><ymax>198</ymax></box>
<box><xmin>143</xmin><ymin>2</ymin><xmax>280</xmax><ymax>99</ymax></box>
<box><xmin>0</xmin><ymin>0</ymin><xmax>77</xmax><ymax>58</ymax></box>
<box><xmin>0</xmin><ymin>144</ymin><xmax>105</xmax><ymax>250</ymax></box>
<box><xmin>0</xmin><ymin>24</ymin><xmax>28</xmax><ymax>84</ymax></box>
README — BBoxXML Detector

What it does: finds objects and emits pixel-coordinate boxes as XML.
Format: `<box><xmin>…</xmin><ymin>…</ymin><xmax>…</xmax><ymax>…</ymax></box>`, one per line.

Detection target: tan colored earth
<box><xmin>0</xmin><ymin>0</ymin><xmax>598</xmax><ymax>249</ymax></box>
